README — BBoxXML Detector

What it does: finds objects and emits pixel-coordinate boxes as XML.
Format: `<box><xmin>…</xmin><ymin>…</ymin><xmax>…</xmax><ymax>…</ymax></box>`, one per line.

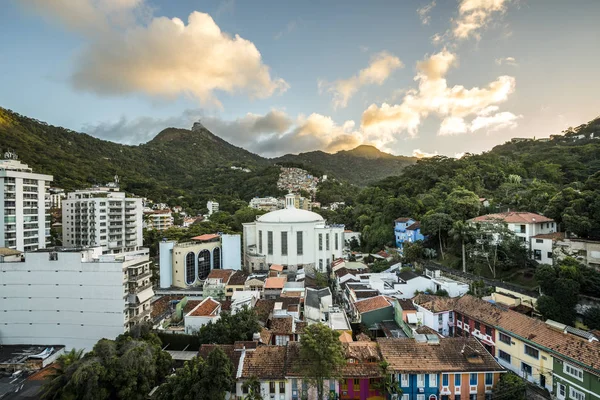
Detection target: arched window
<box><xmin>185</xmin><ymin>252</ymin><xmax>195</xmax><ymax>285</ymax></box>
<box><xmin>198</xmin><ymin>249</ymin><xmax>211</xmax><ymax>280</ymax></box>
<box><xmin>212</xmin><ymin>247</ymin><xmax>221</xmax><ymax>270</ymax></box>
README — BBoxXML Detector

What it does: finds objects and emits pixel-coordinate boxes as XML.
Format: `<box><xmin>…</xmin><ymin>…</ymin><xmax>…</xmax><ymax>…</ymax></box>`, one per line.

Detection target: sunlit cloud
<box><xmin>417</xmin><ymin>1</ymin><xmax>436</xmax><ymax>25</ymax></box>
<box><xmin>495</xmin><ymin>56</ymin><xmax>518</xmax><ymax>66</ymax></box>
<box><xmin>453</xmin><ymin>0</ymin><xmax>511</xmax><ymax>40</ymax></box>
<box><xmin>413</xmin><ymin>149</ymin><xmax>439</xmax><ymax>158</ymax></box>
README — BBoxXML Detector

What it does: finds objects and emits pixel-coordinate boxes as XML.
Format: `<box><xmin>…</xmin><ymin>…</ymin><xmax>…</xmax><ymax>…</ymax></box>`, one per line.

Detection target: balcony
<box><xmin>129</xmin><ymin>308</ymin><xmax>151</xmax><ymax>323</ymax></box>
<box><xmin>129</xmin><ymin>271</ymin><xmax>152</xmax><ymax>282</ymax></box>
<box><xmin>130</xmin><ymin>282</ymin><xmax>153</xmax><ymax>294</ymax></box>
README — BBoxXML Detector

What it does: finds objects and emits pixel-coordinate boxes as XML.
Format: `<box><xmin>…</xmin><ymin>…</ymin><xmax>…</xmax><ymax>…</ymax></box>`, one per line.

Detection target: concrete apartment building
<box><xmin>0</xmin><ymin>154</ymin><xmax>53</xmax><ymax>252</ymax></box>
<box><xmin>0</xmin><ymin>247</ymin><xmax>154</xmax><ymax>351</ymax></box>
<box><xmin>62</xmin><ymin>190</ymin><xmax>143</xmax><ymax>254</ymax></box>
<box><xmin>143</xmin><ymin>209</ymin><xmax>173</xmax><ymax>231</ymax></box>
<box><xmin>206</xmin><ymin>200</ymin><xmax>219</xmax><ymax>216</ymax></box>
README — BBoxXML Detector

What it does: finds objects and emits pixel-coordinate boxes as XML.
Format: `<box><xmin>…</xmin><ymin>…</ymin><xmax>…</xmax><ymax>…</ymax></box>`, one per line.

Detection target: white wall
<box><xmin>159</xmin><ymin>241</ymin><xmax>175</xmax><ymax>288</ymax></box>
<box><xmin>394</xmin><ymin>276</ymin><xmax>432</xmax><ymax>299</ymax></box>
<box><xmin>0</xmin><ymin>250</ymin><xmax>129</xmax><ymax>351</ymax></box>
<box><xmin>531</xmin><ymin>238</ymin><xmax>554</xmax><ymax>264</ymax></box>
<box><xmin>222</xmin><ymin>234</ymin><xmax>241</xmax><ymax>270</ymax></box>
<box><xmin>184</xmin><ymin>315</ymin><xmax>219</xmax><ymax>334</ymax></box>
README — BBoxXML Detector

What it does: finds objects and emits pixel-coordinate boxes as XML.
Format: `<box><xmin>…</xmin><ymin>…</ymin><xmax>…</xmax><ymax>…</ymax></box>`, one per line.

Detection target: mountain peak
<box><xmin>342</xmin><ymin>144</ymin><xmax>391</xmax><ymax>159</ymax></box>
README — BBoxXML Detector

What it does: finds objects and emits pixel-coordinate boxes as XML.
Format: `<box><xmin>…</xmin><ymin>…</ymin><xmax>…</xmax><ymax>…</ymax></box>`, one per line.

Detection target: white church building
<box><xmin>242</xmin><ymin>194</ymin><xmax>344</xmax><ymax>273</ymax></box>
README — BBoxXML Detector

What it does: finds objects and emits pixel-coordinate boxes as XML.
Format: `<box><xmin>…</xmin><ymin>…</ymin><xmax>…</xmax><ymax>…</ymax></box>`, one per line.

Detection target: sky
<box><xmin>1</xmin><ymin>0</ymin><xmax>600</xmax><ymax>158</ymax></box>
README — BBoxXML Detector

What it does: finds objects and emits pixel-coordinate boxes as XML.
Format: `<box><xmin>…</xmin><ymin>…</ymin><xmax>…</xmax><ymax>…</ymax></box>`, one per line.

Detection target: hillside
<box><xmin>273</xmin><ymin>145</ymin><xmax>417</xmax><ymax>185</ymax></box>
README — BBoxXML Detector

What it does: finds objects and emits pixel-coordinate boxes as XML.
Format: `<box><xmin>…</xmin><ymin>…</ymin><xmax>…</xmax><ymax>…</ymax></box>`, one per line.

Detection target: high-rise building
<box><xmin>207</xmin><ymin>200</ymin><xmax>219</xmax><ymax>216</ymax></box>
<box><xmin>62</xmin><ymin>190</ymin><xmax>143</xmax><ymax>253</ymax></box>
<box><xmin>0</xmin><ymin>154</ymin><xmax>53</xmax><ymax>252</ymax></box>
<box><xmin>1</xmin><ymin>247</ymin><xmax>154</xmax><ymax>351</ymax></box>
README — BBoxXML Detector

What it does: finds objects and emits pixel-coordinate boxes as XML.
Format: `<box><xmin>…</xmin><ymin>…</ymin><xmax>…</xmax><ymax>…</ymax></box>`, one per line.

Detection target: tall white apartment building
<box><xmin>0</xmin><ymin>247</ymin><xmax>154</xmax><ymax>351</ymax></box>
<box><xmin>207</xmin><ymin>200</ymin><xmax>219</xmax><ymax>216</ymax></box>
<box><xmin>0</xmin><ymin>156</ymin><xmax>53</xmax><ymax>252</ymax></box>
<box><xmin>62</xmin><ymin>190</ymin><xmax>143</xmax><ymax>253</ymax></box>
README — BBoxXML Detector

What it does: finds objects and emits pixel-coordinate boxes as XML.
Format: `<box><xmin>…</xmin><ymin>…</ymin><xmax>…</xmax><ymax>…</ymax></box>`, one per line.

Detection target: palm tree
<box><xmin>450</xmin><ymin>221</ymin><xmax>470</xmax><ymax>273</ymax></box>
<box><xmin>40</xmin><ymin>348</ymin><xmax>84</xmax><ymax>400</ymax></box>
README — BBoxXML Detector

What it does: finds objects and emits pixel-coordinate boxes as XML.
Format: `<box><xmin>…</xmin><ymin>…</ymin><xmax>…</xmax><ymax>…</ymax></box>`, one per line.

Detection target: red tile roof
<box><xmin>413</xmin><ymin>294</ymin><xmax>457</xmax><ymax>313</ymax></box>
<box><xmin>469</xmin><ymin>211</ymin><xmax>554</xmax><ymax>224</ymax></box>
<box><xmin>395</xmin><ymin>217</ymin><xmax>414</xmax><ymax>223</ymax></box>
<box><xmin>269</xmin><ymin>264</ymin><xmax>284</xmax><ymax>272</ymax></box>
<box><xmin>241</xmin><ymin>346</ymin><xmax>287</xmax><ymax>379</ymax></box>
<box><xmin>531</xmin><ymin>232</ymin><xmax>566</xmax><ymax>240</ymax></box>
<box><xmin>227</xmin><ymin>270</ymin><xmax>249</xmax><ymax>286</ymax></box>
<box><xmin>378</xmin><ymin>337</ymin><xmax>504</xmax><ymax>373</ymax></box>
<box><xmin>407</xmin><ymin>221</ymin><xmax>421</xmax><ymax>230</ymax></box>
<box><xmin>188</xmin><ymin>298</ymin><xmax>220</xmax><ymax>317</ymax></box>
<box><xmin>206</xmin><ymin>269</ymin><xmax>235</xmax><ymax>282</ymax></box>
<box><xmin>191</xmin><ymin>233</ymin><xmax>220</xmax><ymax>241</ymax></box>
<box><xmin>342</xmin><ymin>342</ymin><xmax>382</xmax><ymax>377</ymax></box>
<box><xmin>354</xmin><ymin>295</ymin><xmax>393</xmax><ymax>314</ymax></box>
<box><xmin>264</xmin><ymin>276</ymin><xmax>287</xmax><ymax>289</ymax></box>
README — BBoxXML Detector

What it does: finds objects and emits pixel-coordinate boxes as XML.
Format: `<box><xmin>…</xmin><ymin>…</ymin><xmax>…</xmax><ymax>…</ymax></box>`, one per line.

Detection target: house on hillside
<box><xmin>394</xmin><ymin>217</ymin><xmax>425</xmax><ymax>250</ymax></box>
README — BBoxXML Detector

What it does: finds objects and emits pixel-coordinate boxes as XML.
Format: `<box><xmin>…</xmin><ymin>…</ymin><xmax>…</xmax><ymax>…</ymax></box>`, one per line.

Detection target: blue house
<box><xmin>394</xmin><ymin>218</ymin><xmax>425</xmax><ymax>249</ymax></box>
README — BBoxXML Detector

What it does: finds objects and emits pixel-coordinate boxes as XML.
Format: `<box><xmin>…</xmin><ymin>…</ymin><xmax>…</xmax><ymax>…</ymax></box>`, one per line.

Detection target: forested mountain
<box><xmin>274</xmin><ymin>145</ymin><xmax>416</xmax><ymax>185</ymax></box>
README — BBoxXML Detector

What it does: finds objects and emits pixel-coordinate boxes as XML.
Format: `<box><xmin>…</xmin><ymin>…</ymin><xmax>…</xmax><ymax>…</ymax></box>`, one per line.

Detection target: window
<box><xmin>400</xmin><ymin>374</ymin><xmax>409</xmax><ymax>387</ymax></box>
<box><xmin>319</xmin><ymin>259</ymin><xmax>323</xmax><ymax>271</ymax></box>
<box><xmin>269</xmin><ymin>382</ymin><xmax>276</xmax><ymax>394</ymax></box>
<box><xmin>485</xmin><ymin>326</ymin><xmax>492</xmax><ymax>336</ymax></box>
<box><xmin>564</xmin><ymin>363</ymin><xmax>584</xmax><ymax>381</ymax></box>
<box><xmin>429</xmin><ymin>374</ymin><xmax>437</xmax><ymax>387</ymax></box>
<box><xmin>212</xmin><ymin>247</ymin><xmax>221</xmax><ymax>270</ymax></box>
<box><xmin>417</xmin><ymin>374</ymin><xmax>425</xmax><ymax>387</ymax></box>
<box><xmin>498</xmin><ymin>350</ymin><xmax>511</xmax><ymax>363</ymax></box>
<box><xmin>464</xmin><ymin>316</ymin><xmax>470</xmax><ymax>325</ymax></box>
<box><xmin>279</xmin><ymin>382</ymin><xmax>285</xmax><ymax>393</ymax></box>
<box><xmin>442</xmin><ymin>374</ymin><xmax>449</xmax><ymax>386</ymax></box>
<box><xmin>569</xmin><ymin>387</ymin><xmax>585</xmax><ymax>400</ymax></box>
<box><xmin>402</xmin><ymin>395</ymin><xmax>409</xmax><ymax>400</ymax></box>
<box><xmin>449</xmin><ymin>313</ymin><xmax>453</xmax><ymax>322</ymax></box>
<box><xmin>197</xmin><ymin>249</ymin><xmax>211</xmax><ymax>280</ymax></box>
<box><xmin>326</xmin><ymin>233</ymin><xmax>330</xmax><ymax>250</ymax></box>
<box><xmin>185</xmin><ymin>252</ymin><xmax>196</xmax><ymax>285</ymax></box>
<box><xmin>524</xmin><ymin>344</ymin><xmax>539</xmax><ymax>359</ymax></box>
<box><xmin>275</xmin><ymin>335</ymin><xmax>289</xmax><ymax>346</ymax></box>
<box><xmin>499</xmin><ymin>332</ymin><xmax>511</xmax><ymax>344</ymax></box>
<box><xmin>485</xmin><ymin>373</ymin><xmax>493</xmax><ymax>385</ymax></box>
<box><xmin>519</xmin><ymin>224</ymin><xmax>526</xmax><ymax>233</ymax></box>
<box><xmin>454</xmin><ymin>374</ymin><xmax>461</xmax><ymax>386</ymax></box>
<box><xmin>243</xmin><ymin>383</ymin><xmax>249</xmax><ymax>394</ymax></box>
<box><xmin>297</xmin><ymin>231</ymin><xmax>303</xmax><ymax>255</ymax></box>
<box><xmin>438</xmin><ymin>314</ymin><xmax>443</xmax><ymax>324</ymax></box>
<box><xmin>417</xmin><ymin>395</ymin><xmax>425</xmax><ymax>400</ymax></box>
<box><xmin>335</xmin><ymin>233</ymin><xmax>339</xmax><ymax>250</ymax></box>
<box><xmin>469</xmin><ymin>373</ymin><xmax>477</xmax><ymax>385</ymax></box>
<box><xmin>259</xmin><ymin>230</ymin><xmax>263</xmax><ymax>253</ymax></box>
<box><xmin>353</xmin><ymin>378</ymin><xmax>360</xmax><ymax>386</ymax></box>
<box><xmin>534</xmin><ymin>249</ymin><xmax>542</xmax><ymax>260</ymax></box>
<box><xmin>281</xmin><ymin>232</ymin><xmax>288</xmax><ymax>255</ymax></box>
<box><xmin>267</xmin><ymin>231</ymin><xmax>273</xmax><ymax>255</ymax></box>
<box><xmin>521</xmin><ymin>362</ymin><xmax>532</xmax><ymax>376</ymax></box>
<box><xmin>475</xmin><ymin>321</ymin><xmax>480</xmax><ymax>331</ymax></box>
<box><xmin>547</xmin><ymin>252</ymin><xmax>553</xmax><ymax>259</ymax></box>
<box><xmin>536</xmin><ymin>239</ymin><xmax>543</xmax><ymax>243</ymax></box>
<box><xmin>556</xmin><ymin>383</ymin><xmax>565</xmax><ymax>400</ymax></box>
<box><xmin>319</xmin><ymin>233</ymin><xmax>323</xmax><ymax>250</ymax></box>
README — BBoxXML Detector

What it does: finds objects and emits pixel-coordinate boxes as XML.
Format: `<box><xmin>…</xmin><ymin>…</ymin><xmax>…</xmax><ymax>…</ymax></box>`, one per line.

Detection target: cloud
<box><xmin>319</xmin><ymin>51</ymin><xmax>403</xmax><ymax>109</ymax></box>
<box><xmin>275</xmin><ymin>19</ymin><xmax>299</xmax><ymax>40</ymax></box>
<box><xmin>470</xmin><ymin>111</ymin><xmax>520</xmax><ymax>132</ymax></box>
<box><xmin>453</xmin><ymin>0</ymin><xmax>511</xmax><ymax>40</ymax></box>
<box><xmin>417</xmin><ymin>1</ymin><xmax>436</xmax><ymax>25</ymax></box>
<box><xmin>21</xmin><ymin>0</ymin><xmax>287</xmax><ymax>105</ymax></box>
<box><xmin>412</xmin><ymin>149</ymin><xmax>439</xmax><ymax>158</ymax></box>
<box><xmin>361</xmin><ymin>50</ymin><xmax>518</xmax><ymax>137</ymax></box>
<box><xmin>495</xmin><ymin>56</ymin><xmax>518</xmax><ymax>66</ymax></box>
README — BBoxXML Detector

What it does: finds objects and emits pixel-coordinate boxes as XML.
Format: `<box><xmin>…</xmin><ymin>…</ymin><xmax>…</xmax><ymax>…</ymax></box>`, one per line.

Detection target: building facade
<box><xmin>0</xmin><ymin>157</ymin><xmax>53</xmax><ymax>252</ymax></box>
<box><xmin>243</xmin><ymin>194</ymin><xmax>344</xmax><ymax>273</ymax></box>
<box><xmin>394</xmin><ymin>218</ymin><xmax>425</xmax><ymax>249</ymax></box>
<box><xmin>62</xmin><ymin>190</ymin><xmax>143</xmax><ymax>253</ymax></box>
<box><xmin>0</xmin><ymin>247</ymin><xmax>153</xmax><ymax>351</ymax></box>
<box><xmin>143</xmin><ymin>209</ymin><xmax>173</xmax><ymax>231</ymax></box>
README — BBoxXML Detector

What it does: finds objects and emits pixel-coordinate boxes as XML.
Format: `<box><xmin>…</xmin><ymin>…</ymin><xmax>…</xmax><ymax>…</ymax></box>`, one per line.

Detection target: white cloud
<box><xmin>454</xmin><ymin>152</ymin><xmax>466</xmax><ymax>159</ymax></box>
<box><xmin>412</xmin><ymin>149</ymin><xmax>439</xmax><ymax>158</ymax></box>
<box><xmin>274</xmin><ymin>19</ymin><xmax>299</xmax><ymax>40</ymax></box>
<box><xmin>470</xmin><ymin>111</ymin><xmax>521</xmax><ymax>132</ymax></box>
<box><xmin>22</xmin><ymin>0</ymin><xmax>287</xmax><ymax>105</ymax></box>
<box><xmin>495</xmin><ymin>56</ymin><xmax>518</xmax><ymax>66</ymax></box>
<box><xmin>319</xmin><ymin>51</ymin><xmax>403</xmax><ymax>109</ymax></box>
<box><xmin>417</xmin><ymin>1</ymin><xmax>436</xmax><ymax>25</ymax></box>
<box><xmin>361</xmin><ymin>50</ymin><xmax>518</xmax><ymax>138</ymax></box>
<box><xmin>453</xmin><ymin>0</ymin><xmax>511</xmax><ymax>40</ymax></box>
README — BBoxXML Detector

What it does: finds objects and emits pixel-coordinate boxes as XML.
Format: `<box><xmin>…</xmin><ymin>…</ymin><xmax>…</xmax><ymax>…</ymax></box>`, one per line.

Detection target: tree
<box><xmin>492</xmin><ymin>372</ymin><xmax>526</xmax><ymax>400</ymax></box>
<box><xmin>421</xmin><ymin>213</ymin><xmax>453</xmax><ymax>260</ymax></box>
<box><xmin>196</xmin><ymin>306</ymin><xmax>261</xmax><ymax>344</ymax></box>
<box><xmin>535</xmin><ymin>260</ymin><xmax>581</xmax><ymax>325</ymax></box>
<box><xmin>446</xmin><ymin>187</ymin><xmax>481</xmax><ymax>221</ymax></box>
<box><xmin>583</xmin><ymin>307</ymin><xmax>600</xmax><ymax>330</ymax></box>
<box><xmin>449</xmin><ymin>220</ymin><xmax>472</xmax><ymax>273</ymax></box>
<box><xmin>242</xmin><ymin>376</ymin><xmax>264</xmax><ymax>400</ymax></box>
<box><xmin>402</xmin><ymin>241</ymin><xmax>424</xmax><ymax>266</ymax></box>
<box><xmin>372</xmin><ymin>362</ymin><xmax>402</xmax><ymax>398</ymax></box>
<box><xmin>40</xmin><ymin>348</ymin><xmax>85</xmax><ymax>400</ymax></box>
<box><xmin>298</xmin><ymin>324</ymin><xmax>345</xmax><ymax>400</ymax></box>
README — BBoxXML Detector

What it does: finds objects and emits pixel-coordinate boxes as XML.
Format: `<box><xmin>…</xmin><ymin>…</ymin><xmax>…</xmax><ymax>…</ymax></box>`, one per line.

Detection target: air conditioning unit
<box><xmin>418</xmin><ymin>387</ymin><xmax>425</xmax><ymax>393</ymax></box>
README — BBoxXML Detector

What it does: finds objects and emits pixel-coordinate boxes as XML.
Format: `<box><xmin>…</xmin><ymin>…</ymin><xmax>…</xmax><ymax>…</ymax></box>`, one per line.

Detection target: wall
<box><xmin>552</xmin><ymin>358</ymin><xmax>600</xmax><ymax>400</ymax></box>
<box><xmin>439</xmin><ymin>372</ymin><xmax>501</xmax><ymax>399</ymax></box>
<box><xmin>531</xmin><ymin>237</ymin><xmax>554</xmax><ymax>264</ymax></box>
<box><xmin>361</xmin><ymin>306</ymin><xmax>395</xmax><ymax>327</ymax></box>
<box><xmin>221</xmin><ymin>234</ymin><xmax>241</xmax><ymax>270</ymax></box>
<box><xmin>171</xmin><ymin>241</ymin><xmax>221</xmax><ymax>288</ymax></box>
<box><xmin>159</xmin><ymin>241</ymin><xmax>175</xmax><ymax>288</ymax></box>
<box><xmin>1</xmin><ymin>250</ymin><xmax>127</xmax><ymax>351</ymax></box>
<box><xmin>394</xmin><ymin>276</ymin><xmax>432</xmax><ymax>299</ymax></box>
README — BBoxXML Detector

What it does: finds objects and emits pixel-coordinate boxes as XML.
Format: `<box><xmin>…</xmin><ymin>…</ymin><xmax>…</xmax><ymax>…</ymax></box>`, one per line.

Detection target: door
<box><xmin>556</xmin><ymin>383</ymin><xmax>565</xmax><ymax>400</ymax></box>
<box><xmin>540</xmin><ymin>374</ymin><xmax>546</xmax><ymax>388</ymax></box>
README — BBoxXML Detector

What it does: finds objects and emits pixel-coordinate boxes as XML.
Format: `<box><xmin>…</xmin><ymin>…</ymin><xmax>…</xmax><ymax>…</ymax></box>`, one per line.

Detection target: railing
<box><xmin>129</xmin><ymin>271</ymin><xmax>152</xmax><ymax>282</ymax></box>
<box><xmin>129</xmin><ymin>308</ymin><xmax>151</xmax><ymax>322</ymax></box>
<box><xmin>130</xmin><ymin>282</ymin><xmax>153</xmax><ymax>293</ymax></box>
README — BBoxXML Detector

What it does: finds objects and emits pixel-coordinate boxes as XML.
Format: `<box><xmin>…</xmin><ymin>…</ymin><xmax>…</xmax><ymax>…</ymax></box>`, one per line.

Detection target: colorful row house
<box><xmin>378</xmin><ymin>336</ymin><xmax>504</xmax><ymax>400</ymax></box>
<box><xmin>339</xmin><ymin>342</ymin><xmax>385</xmax><ymax>400</ymax></box>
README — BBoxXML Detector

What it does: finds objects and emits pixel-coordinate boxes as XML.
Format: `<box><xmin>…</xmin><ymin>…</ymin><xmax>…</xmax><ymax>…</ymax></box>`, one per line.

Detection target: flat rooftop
<box><xmin>0</xmin><ymin>345</ymin><xmax>65</xmax><ymax>367</ymax></box>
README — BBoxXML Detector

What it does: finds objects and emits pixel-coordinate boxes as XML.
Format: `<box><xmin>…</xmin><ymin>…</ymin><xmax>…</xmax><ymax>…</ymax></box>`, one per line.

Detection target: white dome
<box><xmin>257</xmin><ymin>207</ymin><xmax>324</xmax><ymax>223</ymax></box>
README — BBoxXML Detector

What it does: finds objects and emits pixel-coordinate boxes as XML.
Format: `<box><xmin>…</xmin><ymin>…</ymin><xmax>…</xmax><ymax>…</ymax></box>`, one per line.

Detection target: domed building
<box><xmin>243</xmin><ymin>194</ymin><xmax>344</xmax><ymax>273</ymax></box>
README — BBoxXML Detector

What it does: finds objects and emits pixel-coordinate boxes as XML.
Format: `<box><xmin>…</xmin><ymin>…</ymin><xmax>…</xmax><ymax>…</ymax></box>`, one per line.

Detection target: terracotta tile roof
<box><xmin>469</xmin><ymin>211</ymin><xmax>554</xmax><ymax>224</ymax></box>
<box><xmin>227</xmin><ymin>270</ymin><xmax>249</xmax><ymax>286</ymax></box>
<box><xmin>206</xmin><ymin>269</ymin><xmax>235</xmax><ymax>282</ymax></box>
<box><xmin>378</xmin><ymin>337</ymin><xmax>504</xmax><ymax>373</ymax></box>
<box><xmin>260</xmin><ymin>328</ymin><xmax>272</xmax><ymax>344</ymax></box>
<box><xmin>151</xmin><ymin>295</ymin><xmax>184</xmax><ymax>319</ymax></box>
<box><xmin>241</xmin><ymin>346</ymin><xmax>287</xmax><ymax>379</ymax></box>
<box><xmin>268</xmin><ymin>316</ymin><xmax>294</xmax><ymax>334</ymax></box>
<box><xmin>354</xmin><ymin>290</ymin><xmax>380</xmax><ymax>299</ymax></box>
<box><xmin>407</xmin><ymin>221</ymin><xmax>421</xmax><ymax>230</ymax></box>
<box><xmin>354</xmin><ymin>295</ymin><xmax>393</xmax><ymax>314</ymax></box>
<box><xmin>198</xmin><ymin>344</ymin><xmax>241</xmax><ymax>370</ymax></box>
<box><xmin>264</xmin><ymin>276</ymin><xmax>287</xmax><ymax>289</ymax></box>
<box><xmin>377</xmin><ymin>250</ymin><xmax>391</xmax><ymax>258</ymax></box>
<box><xmin>454</xmin><ymin>295</ymin><xmax>600</xmax><ymax>373</ymax></box>
<box><xmin>188</xmin><ymin>297</ymin><xmax>220</xmax><ymax>317</ymax></box>
<box><xmin>270</xmin><ymin>264</ymin><xmax>284</xmax><ymax>272</ymax></box>
<box><xmin>295</xmin><ymin>321</ymin><xmax>308</xmax><ymax>334</ymax></box>
<box><xmin>0</xmin><ymin>248</ymin><xmax>22</xmax><ymax>256</ymax></box>
<box><xmin>339</xmin><ymin>332</ymin><xmax>354</xmax><ymax>343</ymax></box>
<box><xmin>285</xmin><ymin>342</ymin><xmax>303</xmax><ymax>377</ymax></box>
<box><xmin>254</xmin><ymin>298</ymin><xmax>299</xmax><ymax>324</ymax></box>
<box><xmin>415</xmin><ymin>325</ymin><xmax>443</xmax><ymax>338</ymax></box>
<box><xmin>412</xmin><ymin>294</ymin><xmax>457</xmax><ymax>313</ymax></box>
<box><xmin>191</xmin><ymin>233</ymin><xmax>220</xmax><ymax>241</ymax></box>
<box><xmin>234</xmin><ymin>341</ymin><xmax>259</xmax><ymax>351</ymax></box>
<box><xmin>220</xmin><ymin>300</ymin><xmax>232</xmax><ymax>312</ymax></box>
<box><xmin>342</xmin><ymin>342</ymin><xmax>382</xmax><ymax>377</ymax></box>
<box><xmin>356</xmin><ymin>333</ymin><xmax>372</xmax><ymax>342</ymax></box>
<box><xmin>396</xmin><ymin>298</ymin><xmax>417</xmax><ymax>311</ymax></box>
<box><xmin>183</xmin><ymin>299</ymin><xmax>202</xmax><ymax>315</ymax></box>
<box><xmin>531</xmin><ymin>232</ymin><xmax>566</xmax><ymax>240</ymax></box>
<box><xmin>395</xmin><ymin>217</ymin><xmax>414</xmax><ymax>223</ymax></box>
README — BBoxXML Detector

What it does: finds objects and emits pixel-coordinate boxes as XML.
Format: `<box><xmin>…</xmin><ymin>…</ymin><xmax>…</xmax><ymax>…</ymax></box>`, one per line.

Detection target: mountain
<box><xmin>273</xmin><ymin>145</ymin><xmax>416</xmax><ymax>185</ymax></box>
